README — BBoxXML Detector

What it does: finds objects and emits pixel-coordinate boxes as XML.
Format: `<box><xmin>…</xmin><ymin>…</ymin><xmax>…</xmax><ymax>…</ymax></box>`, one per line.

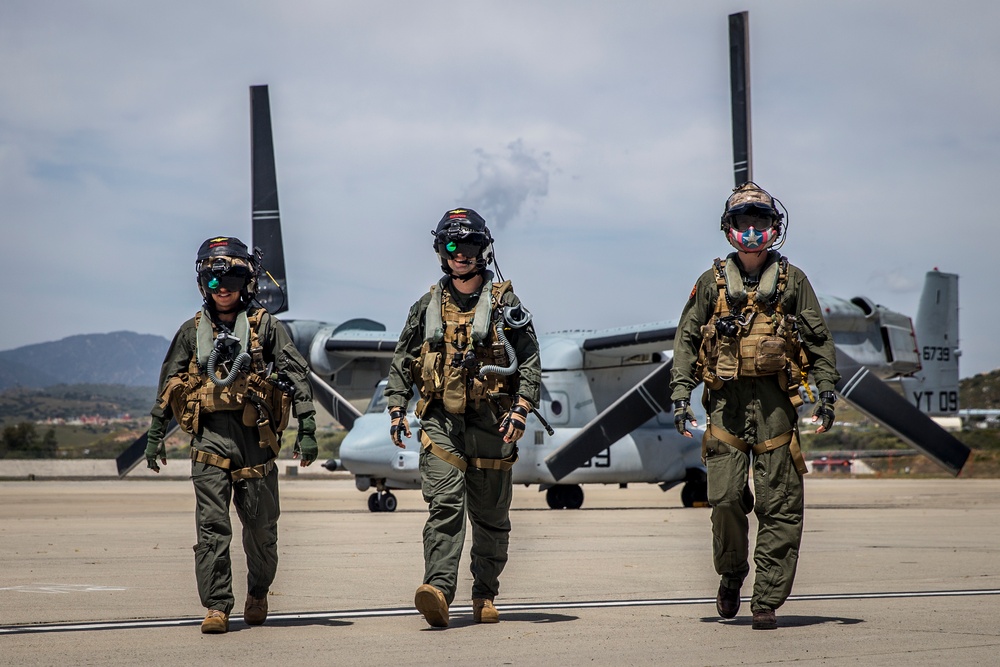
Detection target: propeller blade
<box><xmin>115</xmin><ymin>419</ymin><xmax>180</xmax><ymax>478</ymax></box>
<box><xmin>728</xmin><ymin>11</ymin><xmax>752</xmax><ymax>187</ymax></box>
<box><xmin>250</xmin><ymin>84</ymin><xmax>289</xmax><ymax>315</ymax></box>
<box><xmin>545</xmin><ymin>360</ymin><xmax>674</xmax><ymax>481</ymax></box>
<box><xmin>835</xmin><ymin>350</ymin><xmax>970</xmax><ymax>476</ymax></box>
<box><xmin>308</xmin><ymin>371</ymin><xmax>364</xmax><ymax>431</ymax></box>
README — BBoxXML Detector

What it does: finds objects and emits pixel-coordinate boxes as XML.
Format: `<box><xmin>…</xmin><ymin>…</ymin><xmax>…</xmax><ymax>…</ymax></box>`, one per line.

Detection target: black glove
<box><xmin>499</xmin><ymin>397</ymin><xmax>532</xmax><ymax>443</ymax></box>
<box><xmin>812</xmin><ymin>391</ymin><xmax>836</xmax><ymax>432</ymax></box>
<box><xmin>673</xmin><ymin>399</ymin><xmax>697</xmax><ymax>437</ymax></box>
<box><xmin>145</xmin><ymin>414</ymin><xmax>169</xmax><ymax>472</ymax></box>
<box><xmin>294</xmin><ymin>411</ymin><xmax>318</xmax><ymax>466</ymax></box>
<box><xmin>389</xmin><ymin>406</ymin><xmax>411</xmax><ymax>447</ymax></box>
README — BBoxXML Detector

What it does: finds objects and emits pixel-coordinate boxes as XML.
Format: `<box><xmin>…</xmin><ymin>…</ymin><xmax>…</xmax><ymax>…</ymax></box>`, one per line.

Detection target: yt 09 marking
<box><xmin>912</xmin><ymin>390</ymin><xmax>958</xmax><ymax>413</ymax></box>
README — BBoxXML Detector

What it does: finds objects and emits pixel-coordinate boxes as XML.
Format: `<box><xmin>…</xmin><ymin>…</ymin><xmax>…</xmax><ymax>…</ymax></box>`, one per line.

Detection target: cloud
<box><xmin>459</xmin><ymin>139</ymin><xmax>550</xmax><ymax>228</ymax></box>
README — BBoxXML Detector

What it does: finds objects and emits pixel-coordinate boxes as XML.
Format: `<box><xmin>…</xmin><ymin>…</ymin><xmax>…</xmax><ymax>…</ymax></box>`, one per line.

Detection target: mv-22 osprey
<box><xmin>118</xmin><ymin>27</ymin><xmax>969</xmax><ymax>509</ymax></box>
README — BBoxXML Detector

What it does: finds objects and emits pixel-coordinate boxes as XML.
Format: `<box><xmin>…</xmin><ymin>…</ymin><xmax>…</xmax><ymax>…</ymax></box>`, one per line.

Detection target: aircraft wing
<box><xmin>581</xmin><ymin>322</ymin><xmax>677</xmax><ymax>358</ymax></box>
<box><xmin>546</xmin><ymin>360</ymin><xmax>674</xmax><ymax>481</ymax></box>
<box><xmin>834</xmin><ymin>350</ymin><xmax>970</xmax><ymax>476</ymax></box>
<box><xmin>308</xmin><ymin>371</ymin><xmax>364</xmax><ymax>431</ymax></box>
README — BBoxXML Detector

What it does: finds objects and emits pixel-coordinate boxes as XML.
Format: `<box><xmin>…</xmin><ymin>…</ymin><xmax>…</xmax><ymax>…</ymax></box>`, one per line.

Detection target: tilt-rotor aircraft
<box><xmin>120</xmin><ymin>26</ymin><xmax>968</xmax><ymax>511</ymax></box>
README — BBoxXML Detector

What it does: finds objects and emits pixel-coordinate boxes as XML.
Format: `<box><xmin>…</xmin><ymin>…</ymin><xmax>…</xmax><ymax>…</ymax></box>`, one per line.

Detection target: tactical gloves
<box><xmin>811</xmin><ymin>391</ymin><xmax>836</xmax><ymax>433</ymax></box>
<box><xmin>673</xmin><ymin>399</ymin><xmax>698</xmax><ymax>437</ymax></box>
<box><xmin>294</xmin><ymin>411</ymin><xmax>318</xmax><ymax>466</ymax></box>
<box><xmin>389</xmin><ymin>406</ymin><xmax>411</xmax><ymax>447</ymax></box>
<box><xmin>145</xmin><ymin>414</ymin><xmax>169</xmax><ymax>472</ymax></box>
<box><xmin>500</xmin><ymin>397</ymin><xmax>532</xmax><ymax>443</ymax></box>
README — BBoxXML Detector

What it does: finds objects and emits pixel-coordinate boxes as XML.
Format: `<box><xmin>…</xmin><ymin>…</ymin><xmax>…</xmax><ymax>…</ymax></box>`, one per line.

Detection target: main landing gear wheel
<box><xmin>681</xmin><ymin>479</ymin><xmax>709</xmax><ymax>508</ymax></box>
<box><xmin>367</xmin><ymin>491</ymin><xmax>398</xmax><ymax>512</ymax></box>
<box><xmin>545</xmin><ymin>484</ymin><xmax>584</xmax><ymax>510</ymax></box>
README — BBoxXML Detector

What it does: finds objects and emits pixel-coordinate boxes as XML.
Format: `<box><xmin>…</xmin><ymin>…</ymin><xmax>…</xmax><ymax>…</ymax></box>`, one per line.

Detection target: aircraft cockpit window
<box><xmin>366</xmin><ymin>381</ymin><xmax>420</xmax><ymax>414</ymax></box>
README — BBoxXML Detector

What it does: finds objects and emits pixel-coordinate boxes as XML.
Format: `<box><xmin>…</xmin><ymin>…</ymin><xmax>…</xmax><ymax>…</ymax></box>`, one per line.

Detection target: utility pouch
<box><xmin>716</xmin><ymin>336</ymin><xmax>740</xmax><ymax>381</ymax></box>
<box><xmin>242</xmin><ymin>402</ymin><xmax>258</xmax><ymax>427</ymax></box>
<box><xmin>442</xmin><ymin>365</ymin><xmax>467</xmax><ymax>413</ymax></box>
<box><xmin>421</xmin><ymin>351</ymin><xmax>445</xmax><ymax>394</ymax></box>
<box><xmin>159</xmin><ymin>374</ymin><xmax>201</xmax><ymax>435</ymax></box>
<box><xmin>754</xmin><ymin>336</ymin><xmax>788</xmax><ymax>374</ymax></box>
<box><xmin>697</xmin><ymin>324</ymin><xmax>724</xmax><ymax>390</ymax></box>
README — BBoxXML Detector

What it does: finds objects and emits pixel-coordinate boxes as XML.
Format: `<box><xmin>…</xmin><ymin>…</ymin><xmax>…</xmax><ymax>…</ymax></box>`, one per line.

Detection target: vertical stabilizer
<box><xmin>900</xmin><ymin>271</ymin><xmax>960</xmax><ymax>415</ymax></box>
<box><xmin>250</xmin><ymin>85</ymin><xmax>289</xmax><ymax>314</ymax></box>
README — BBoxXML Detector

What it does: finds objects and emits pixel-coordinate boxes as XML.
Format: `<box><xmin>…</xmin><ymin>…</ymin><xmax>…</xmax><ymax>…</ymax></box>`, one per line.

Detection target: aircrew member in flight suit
<box><xmin>144</xmin><ymin>236</ymin><xmax>317</xmax><ymax>634</ymax></box>
<box><xmin>384</xmin><ymin>208</ymin><xmax>541</xmax><ymax>628</ymax></box>
<box><xmin>669</xmin><ymin>183</ymin><xmax>839</xmax><ymax>630</ymax></box>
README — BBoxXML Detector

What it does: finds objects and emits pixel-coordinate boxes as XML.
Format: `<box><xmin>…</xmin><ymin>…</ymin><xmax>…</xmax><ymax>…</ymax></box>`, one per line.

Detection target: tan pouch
<box><xmin>716</xmin><ymin>337</ymin><xmax>740</xmax><ymax>380</ymax></box>
<box><xmin>421</xmin><ymin>351</ymin><xmax>444</xmax><ymax>393</ymax></box>
<box><xmin>754</xmin><ymin>336</ymin><xmax>787</xmax><ymax>374</ymax></box>
<box><xmin>442</xmin><ymin>365</ymin><xmax>467</xmax><ymax>413</ymax></box>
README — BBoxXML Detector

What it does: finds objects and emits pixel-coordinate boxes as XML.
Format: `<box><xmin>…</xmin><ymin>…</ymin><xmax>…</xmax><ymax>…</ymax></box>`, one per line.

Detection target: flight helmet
<box><xmin>195</xmin><ymin>236</ymin><xmax>258</xmax><ymax>303</ymax></box>
<box><xmin>431</xmin><ymin>208</ymin><xmax>494</xmax><ymax>276</ymax></box>
<box><xmin>721</xmin><ymin>182</ymin><xmax>785</xmax><ymax>252</ymax></box>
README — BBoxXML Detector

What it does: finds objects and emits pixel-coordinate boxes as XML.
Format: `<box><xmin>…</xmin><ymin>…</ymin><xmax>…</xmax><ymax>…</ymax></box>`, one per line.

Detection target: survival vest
<box><xmin>696</xmin><ymin>254</ymin><xmax>810</xmax><ymax>407</ymax></box>
<box><xmin>413</xmin><ymin>278</ymin><xmax>518</xmax><ymax>416</ymax></box>
<box><xmin>155</xmin><ymin>308</ymin><xmax>292</xmax><ymax>454</ymax></box>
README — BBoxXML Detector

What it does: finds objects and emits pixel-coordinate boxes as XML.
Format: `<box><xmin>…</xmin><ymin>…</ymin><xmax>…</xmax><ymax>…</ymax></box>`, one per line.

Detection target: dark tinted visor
<box><xmin>726</xmin><ymin>201</ymin><xmax>775</xmax><ymax>218</ymax></box>
<box><xmin>201</xmin><ymin>267</ymin><xmax>249</xmax><ymax>293</ymax></box>
<box><xmin>730</xmin><ymin>213</ymin><xmax>776</xmax><ymax>232</ymax></box>
<box><xmin>444</xmin><ymin>240</ymin><xmax>482</xmax><ymax>258</ymax></box>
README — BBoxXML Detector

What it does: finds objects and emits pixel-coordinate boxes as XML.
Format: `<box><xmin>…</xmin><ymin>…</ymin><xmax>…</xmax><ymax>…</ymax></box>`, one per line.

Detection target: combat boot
<box><xmin>472</xmin><ymin>598</ymin><xmax>499</xmax><ymax>623</ymax></box>
<box><xmin>752</xmin><ymin>608</ymin><xmax>777</xmax><ymax>630</ymax></box>
<box><xmin>414</xmin><ymin>584</ymin><xmax>449</xmax><ymax>628</ymax></box>
<box><xmin>716</xmin><ymin>583</ymin><xmax>740</xmax><ymax>619</ymax></box>
<box><xmin>201</xmin><ymin>609</ymin><xmax>229</xmax><ymax>634</ymax></box>
<box><xmin>244</xmin><ymin>593</ymin><xmax>268</xmax><ymax>626</ymax></box>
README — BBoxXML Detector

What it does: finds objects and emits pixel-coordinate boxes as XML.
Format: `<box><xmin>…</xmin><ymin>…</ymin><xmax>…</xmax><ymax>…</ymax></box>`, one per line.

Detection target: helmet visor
<box><xmin>443</xmin><ymin>240</ymin><xmax>483</xmax><ymax>259</ymax></box>
<box><xmin>729</xmin><ymin>213</ymin><xmax>777</xmax><ymax>233</ymax></box>
<box><xmin>726</xmin><ymin>201</ymin><xmax>776</xmax><ymax>219</ymax></box>
<box><xmin>201</xmin><ymin>267</ymin><xmax>249</xmax><ymax>294</ymax></box>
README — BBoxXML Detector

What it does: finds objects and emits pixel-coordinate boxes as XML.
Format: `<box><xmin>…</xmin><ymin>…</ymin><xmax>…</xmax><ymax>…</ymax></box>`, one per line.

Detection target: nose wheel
<box><xmin>367</xmin><ymin>490</ymin><xmax>398</xmax><ymax>512</ymax></box>
<box><xmin>545</xmin><ymin>484</ymin><xmax>584</xmax><ymax>509</ymax></box>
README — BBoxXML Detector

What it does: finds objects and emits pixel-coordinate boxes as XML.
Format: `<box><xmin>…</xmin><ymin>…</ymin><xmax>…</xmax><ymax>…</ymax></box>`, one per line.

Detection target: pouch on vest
<box><xmin>442</xmin><ymin>365</ymin><xmax>467</xmax><ymax>413</ymax></box>
<box><xmin>159</xmin><ymin>374</ymin><xmax>201</xmax><ymax>435</ymax></box>
<box><xmin>716</xmin><ymin>336</ymin><xmax>740</xmax><ymax>381</ymax></box>
<box><xmin>698</xmin><ymin>324</ymin><xmax>724</xmax><ymax>390</ymax></box>
<box><xmin>754</xmin><ymin>336</ymin><xmax>788</xmax><ymax>374</ymax></box>
<box><xmin>420</xmin><ymin>351</ymin><xmax>445</xmax><ymax>394</ymax></box>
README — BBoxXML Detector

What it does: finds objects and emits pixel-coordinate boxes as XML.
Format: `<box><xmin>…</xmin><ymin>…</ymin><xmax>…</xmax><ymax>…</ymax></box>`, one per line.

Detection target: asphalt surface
<box><xmin>2</xmin><ymin>476</ymin><xmax>999</xmax><ymax>666</ymax></box>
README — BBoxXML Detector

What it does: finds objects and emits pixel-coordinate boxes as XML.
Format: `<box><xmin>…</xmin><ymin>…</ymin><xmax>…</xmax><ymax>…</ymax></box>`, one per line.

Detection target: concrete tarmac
<box><xmin>2</xmin><ymin>476</ymin><xmax>999</xmax><ymax>666</ymax></box>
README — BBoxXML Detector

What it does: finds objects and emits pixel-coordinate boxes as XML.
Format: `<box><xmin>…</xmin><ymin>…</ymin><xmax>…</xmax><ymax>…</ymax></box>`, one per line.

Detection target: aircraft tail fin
<box><xmin>900</xmin><ymin>270</ymin><xmax>960</xmax><ymax>415</ymax></box>
<box><xmin>250</xmin><ymin>85</ymin><xmax>289</xmax><ymax>314</ymax></box>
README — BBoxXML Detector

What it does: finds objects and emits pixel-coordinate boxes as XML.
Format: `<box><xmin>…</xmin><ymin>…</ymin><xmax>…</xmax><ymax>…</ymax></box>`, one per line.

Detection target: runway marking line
<box><xmin>2</xmin><ymin>588</ymin><xmax>998</xmax><ymax>635</ymax></box>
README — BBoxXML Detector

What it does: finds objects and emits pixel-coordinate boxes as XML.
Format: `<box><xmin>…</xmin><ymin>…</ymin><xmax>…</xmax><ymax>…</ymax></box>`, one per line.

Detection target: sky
<box><xmin>1</xmin><ymin>1</ymin><xmax>997</xmax><ymax>378</ymax></box>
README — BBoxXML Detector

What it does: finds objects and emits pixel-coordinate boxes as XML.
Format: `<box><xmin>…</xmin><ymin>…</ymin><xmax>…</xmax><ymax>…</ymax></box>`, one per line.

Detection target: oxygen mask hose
<box><xmin>478</xmin><ymin>322</ymin><xmax>518</xmax><ymax>378</ymax></box>
<box><xmin>207</xmin><ymin>332</ymin><xmax>252</xmax><ymax>386</ymax></box>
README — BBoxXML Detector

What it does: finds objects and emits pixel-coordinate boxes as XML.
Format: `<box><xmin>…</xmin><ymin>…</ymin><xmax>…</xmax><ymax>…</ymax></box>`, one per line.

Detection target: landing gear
<box><xmin>681</xmin><ymin>479</ymin><xmax>708</xmax><ymax>508</ymax></box>
<box><xmin>545</xmin><ymin>484</ymin><xmax>584</xmax><ymax>510</ymax></box>
<box><xmin>367</xmin><ymin>490</ymin><xmax>398</xmax><ymax>512</ymax></box>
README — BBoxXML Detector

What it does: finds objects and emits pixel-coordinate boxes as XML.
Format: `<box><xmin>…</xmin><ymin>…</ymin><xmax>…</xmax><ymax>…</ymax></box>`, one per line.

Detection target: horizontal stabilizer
<box><xmin>115</xmin><ymin>419</ymin><xmax>179</xmax><ymax>478</ymax></box>
<box><xmin>835</xmin><ymin>350</ymin><xmax>970</xmax><ymax>476</ymax></box>
<box><xmin>545</xmin><ymin>361</ymin><xmax>674</xmax><ymax>481</ymax></box>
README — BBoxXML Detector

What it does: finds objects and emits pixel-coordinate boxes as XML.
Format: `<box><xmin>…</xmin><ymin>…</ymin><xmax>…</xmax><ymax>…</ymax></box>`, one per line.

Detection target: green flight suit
<box><xmin>670</xmin><ymin>251</ymin><xmax>839</xmax><ymax>612</ymax></box>
<box><xmin>151</xmin><ymin>306</ymin><xmax>314</xmax><ymax>614</ymax></box>
<box><xmin>384</xmin><ymin>277</ymin><xmax>541</xmax><ymax>605</ymax></box>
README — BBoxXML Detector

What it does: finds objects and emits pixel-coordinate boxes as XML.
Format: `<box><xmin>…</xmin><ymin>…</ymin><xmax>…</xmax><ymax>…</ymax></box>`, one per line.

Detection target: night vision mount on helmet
<box><xmin>720</xmin><ymin>181</ymin><xmax>789</xmax><ymax>253</ymax></box>
<box><xmin>196</xmin><ymin>236</ymin><xmax>260</xmax><ymax>304</ymax></box>
<box><xmin>431</xmin><ymin>208</ymin><xmax>496</xmax><ymax>278</ymax></box>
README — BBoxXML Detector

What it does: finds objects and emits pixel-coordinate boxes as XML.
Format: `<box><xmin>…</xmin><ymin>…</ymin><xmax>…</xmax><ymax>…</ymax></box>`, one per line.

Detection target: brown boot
<box><xmin>201</xmin><ymin>609</ymin><xmax>229</xmax><ymax>634</ymax></box>
<box><xmin>472</xmin><ymin>598</ymin><xmax>499</xmax><ymax>623</ymax></box>
<box><xmin>716</xmin><ymin>583</ymin><xmax>740</xmax><ymax>619</ymax></box>
<box><xmin>414</xmin><ymin>584</ymin><xmax>449</xmax><ymax>628</ymax></box>
<box><xmin>751</xmin><ymin>608</ymin><xmax>777</xmax><ymax>630</ymax></box>
<box><xmin>244</xmin><ymin>594</ymin><xmax>268</xmax><ymax>626</ymax></box>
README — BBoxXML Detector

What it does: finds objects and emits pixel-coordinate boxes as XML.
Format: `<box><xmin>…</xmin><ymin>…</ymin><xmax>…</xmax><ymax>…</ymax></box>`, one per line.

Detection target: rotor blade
<box><xmin>250</xmin><ymin>84</ymin><xmax>289</xmax><ymax>315</ymax></box>
<box><xmin>115</xmin><ymin>419</ymin><xmax>180</xmax><ymax>478</ymax></box>
<box><xmin>308</xmin><ymin>371</ymin><xmax>364</xmax><ymax>431</ymax></box>
<box><xmin>545</xmin><ymin>360</ymin><xmax>674</xmax><ymax>481</ymax></box>
<box><xmin>728</xmin><ymin>11</ymin><xmax>752</xmax><ymax>187</ymax></box>
<box><xmin>835</xmin><ymin>350</ymin><xmax>970</xmax><ymax>476</ymax></box>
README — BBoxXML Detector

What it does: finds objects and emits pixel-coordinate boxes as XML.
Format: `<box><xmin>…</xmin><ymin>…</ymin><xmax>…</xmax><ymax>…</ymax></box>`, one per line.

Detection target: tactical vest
<box><xmin>156</xmin><ymin>309</ymin><xmax>292</xmax><ymax>454</ymax></box>
<box><xmin>696</xmin><ymin>255</ymin><xmax>809</xmax><ymax>406</ymax></box>
<box><xmin>413</xmin><ymin>279</ymin><xmax>518</xmax><ymax>416</ymax></box>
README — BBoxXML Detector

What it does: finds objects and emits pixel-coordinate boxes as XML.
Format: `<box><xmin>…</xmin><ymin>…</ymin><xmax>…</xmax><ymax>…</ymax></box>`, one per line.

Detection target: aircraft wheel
<box><xmin>367</xmin><ymin>492</ymin><xmax>382</xmax><ymax>512</ymax></box>
<box><xmin>564</xmin><ymin>485</ymin><xmax>584</xmax><ymax>510</ymax></box>
<box><xmin>545</xmin><ymin>486</ymin><xmax>566</xmax><ymax>510</ymax></box>
<box><xmin>380</xmin><ymin>492</ymin><xmax>398</xmax><ymax>512</ymax></box>
<box><xmin>681</xmin><ymin>480</ymin><xmax>708</xmax><ymax>508</ymax></box>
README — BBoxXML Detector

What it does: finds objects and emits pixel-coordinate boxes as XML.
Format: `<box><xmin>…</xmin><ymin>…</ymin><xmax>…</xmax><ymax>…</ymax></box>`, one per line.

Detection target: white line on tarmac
<box><xmin>3</xmin><ymin>588</ymin><xmax>999</xmax><ymax>635</ymax></box>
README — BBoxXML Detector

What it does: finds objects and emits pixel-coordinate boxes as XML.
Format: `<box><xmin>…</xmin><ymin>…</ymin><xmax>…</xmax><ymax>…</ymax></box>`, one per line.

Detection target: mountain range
<box><xmin>0</xmin><ymin>332</ymin><xmax>169</xmax><ymax>390</ymax></box>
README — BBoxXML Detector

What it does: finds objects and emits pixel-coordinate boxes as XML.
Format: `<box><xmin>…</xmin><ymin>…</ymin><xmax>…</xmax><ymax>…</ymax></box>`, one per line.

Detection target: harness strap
<box><xmin>190</xmin><ymin>448</ymin><xmax>277</xmax><ymax>480</ymax></box>
<box><xmin>707</xmin><ymin>425</ymin><xmax>807</xmax><ymax>475</ymax></box>
<box><xmin>419</xmin><ymin>430</ymin><xmax>518</xmax><ymax>472</ymax></box>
